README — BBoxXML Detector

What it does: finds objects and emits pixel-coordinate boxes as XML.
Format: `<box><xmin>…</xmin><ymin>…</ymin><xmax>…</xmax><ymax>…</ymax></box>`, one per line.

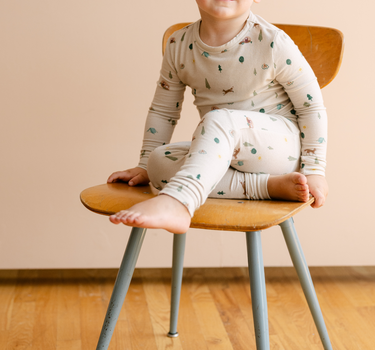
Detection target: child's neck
<box><xmin>199</xmin><ymin>12</ymin><xmax>250</xmax><ymax>47</ymax></box>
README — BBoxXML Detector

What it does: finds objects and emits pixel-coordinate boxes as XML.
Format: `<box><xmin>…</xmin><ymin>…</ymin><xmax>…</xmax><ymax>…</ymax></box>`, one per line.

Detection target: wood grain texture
<box><xmin>80</xmin><ymin>183</ymin><xmax>314</xmax><ymax>231</ymax></box>
<box><xmin>162</xmin><ymin>22</ymin><xmax>344</xmax><ymax>89</ymax></box>
<box><xmin>0</xmin><ymin>267</ymin><xmax>375</xmax><ymax>349</ymax></box>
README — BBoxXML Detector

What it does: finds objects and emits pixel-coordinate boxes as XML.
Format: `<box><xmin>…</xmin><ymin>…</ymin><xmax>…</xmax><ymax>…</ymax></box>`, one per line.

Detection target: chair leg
<box><xmin>279</xmin><ymin>218</ymin><xmax>333</xmax><ymax>350</ymax></box>
<box><xmin>246</xmin><ymin>231</ymin><xmax>270</xmax><ymax>350</ymax></box>
<box><xmin>96</xmin><ymin>227</ymin><xmax>147</xmax><ymax>350</ymax></box>
<box><xmin>168</xmin><ymin>232</ymin><xmax>186</xmax><ymax>338</ymax></box>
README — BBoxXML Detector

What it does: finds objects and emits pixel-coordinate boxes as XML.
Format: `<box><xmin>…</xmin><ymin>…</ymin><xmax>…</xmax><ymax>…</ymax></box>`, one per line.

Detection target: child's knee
<box><xmin>149</xmin><ymin>145</ymin><xmax>168</xmax><ymax>162</ymax></box>
<box><xmin>202</xmin><ymin>109</ymin><xmax>232</xmax><ymax>125</ymax></box>
<box><xmin>148</xmin><ymin>143</ymin><xmax>190</xmax><ymax>189</ymax></box>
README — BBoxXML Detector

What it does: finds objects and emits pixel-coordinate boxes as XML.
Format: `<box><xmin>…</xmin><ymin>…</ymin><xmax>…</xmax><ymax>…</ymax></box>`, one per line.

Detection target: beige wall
<box><xmin>0</xmin><ymin>0</ymin><xmax>373</xmax><ymax>269</ymax></box>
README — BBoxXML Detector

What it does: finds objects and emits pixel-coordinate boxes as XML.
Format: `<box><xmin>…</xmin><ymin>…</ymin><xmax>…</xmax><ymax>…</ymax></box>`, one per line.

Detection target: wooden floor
<box><xmin>0</xmin><ymin>267</ymin><xmax>374</xmax><ymax>350</ymax></box>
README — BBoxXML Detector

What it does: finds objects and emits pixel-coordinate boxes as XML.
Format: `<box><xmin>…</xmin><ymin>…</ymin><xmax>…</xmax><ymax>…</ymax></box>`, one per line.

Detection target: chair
<box><xmin>80</xmin><ymin>22</ymin><xmax>344</xmax><ymax>350</ymax></box>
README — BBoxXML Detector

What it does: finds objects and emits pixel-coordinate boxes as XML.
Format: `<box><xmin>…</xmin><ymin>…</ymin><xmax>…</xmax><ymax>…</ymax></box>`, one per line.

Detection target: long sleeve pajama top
<box><xmin>137</xmin><ymin>12</ymin><xmax>327</xmax><ymax>176</ymax></box>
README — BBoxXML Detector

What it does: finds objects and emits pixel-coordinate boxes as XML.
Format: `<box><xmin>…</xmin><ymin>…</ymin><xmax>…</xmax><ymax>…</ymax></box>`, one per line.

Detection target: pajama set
<box><xmin>137</xmin><ymin>12</ymin><xmax>327</xmax><ymax>217</ymax></box>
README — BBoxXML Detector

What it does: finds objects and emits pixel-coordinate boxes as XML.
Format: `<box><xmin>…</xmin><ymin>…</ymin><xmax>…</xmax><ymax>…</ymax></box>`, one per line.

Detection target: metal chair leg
<box><xmin>246</xmin><ymin>231</ymin><xmax>270</xmax><ymax>350</ymax></box>
<box><xmin>279</xmin><ymin>218</ymin><xmax>333</xmax><ymax>350</ymax></box>
<box><xmin>96</xmin><ymin>227</ymin><xmax>147</xmax><ymax>350</ymax></box>
<box><xmin>168</xmin><ymin>232</ymin><xmax>186</xmax><ymax>338</ymax></box>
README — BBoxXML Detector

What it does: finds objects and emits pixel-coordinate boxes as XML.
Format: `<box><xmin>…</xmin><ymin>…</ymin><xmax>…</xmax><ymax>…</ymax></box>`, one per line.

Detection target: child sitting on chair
<box><xmin>108</xmin><ymin>0</ymin><xmax>329</xmax><ymax>234</ymax></box>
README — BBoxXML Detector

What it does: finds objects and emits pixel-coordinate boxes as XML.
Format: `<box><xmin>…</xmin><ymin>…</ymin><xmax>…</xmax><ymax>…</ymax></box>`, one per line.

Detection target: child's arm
<box><xmin>108</xmin><ymin>34</ymin><xmax>186</xmax><ymax>185</ymax></box>
<box><xmin>273</xmin><ymin>30</ymin><xmax>328</xmax><ymax>207</ymax></box>
<box><xmin>137</xmin><ymin>36</ymin><xmax>186</xmax><ymax>172</ymax></box>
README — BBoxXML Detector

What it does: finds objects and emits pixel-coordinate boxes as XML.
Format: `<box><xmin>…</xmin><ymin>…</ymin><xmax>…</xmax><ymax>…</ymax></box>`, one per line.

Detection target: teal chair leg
<box><xmin>246</xmin><ymin>231</ymin><xmax>270</xmax><ymax>350</ymax></box>
<box><xmin>279</xmin><ymin>218</ymin><xmax>333</xmax><ymax>350</ymax></box>
<box><xmin>96</xmin><ymin>227</ymin><xmax>147</xmax><ymax>350</ymax></box>
<box><xmin>168</xmin><ymin>232</ymin><xmax>186</xmax><ymax>337</ymax></box>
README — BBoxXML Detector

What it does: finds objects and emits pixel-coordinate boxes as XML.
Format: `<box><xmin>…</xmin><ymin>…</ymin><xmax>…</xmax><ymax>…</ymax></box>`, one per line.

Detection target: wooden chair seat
<box><xmin>81</xmin><ymin>183</ymin><xmax>314</xmax><ymax>231</ymax></box>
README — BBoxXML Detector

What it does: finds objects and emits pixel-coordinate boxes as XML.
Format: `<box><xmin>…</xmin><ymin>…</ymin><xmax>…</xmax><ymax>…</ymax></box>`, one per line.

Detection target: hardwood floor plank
<box><xmin>186</xmin><ymin>268</ymin><xmax>234</xmax><ymax>350</ymax></box>
<box><xmin>269</xmin><ymin>334</ymin><xmax>286</xmax><ymax>350</ymax></box>
<box><xmin>279</xmin><ymin>267</ymin><xmax>323</xmax><ymax>347</ymax></box>
<box><xmin>120</xmin><ymin>269</ymin><xmax>158</xmax><ymax>350</ymax></box>
<box><xmin>206</xmin><ymin>268</ymin><xmax>256</xmax><ymax>350</ymax></box>
<box><xmin>6</xmin><ymin>270</ymin><xmax>37</xmax><ymax>350</ymax></box>
<box><xmin>79</xmin><ymin>272</ymin><xmax>108</xmax><ymax>350</ymax></box>
<box><xmin>322</xmin><ymin>267</ymin><xmax>374</xmax><ymax>307</ymax></box>
<box><xmin>31</xmin><ymin>270</ymin><xmax>59</xmax><ymax>349</ymax></box>
<box><xmin>309</xmin><ymin>267</ymin><xmax>371</xmax><ymax>350</ymax></box>
<box><xmin>265</xmin><ymin>268</ymin><xmax>317</xmax><ymax>350</ymax></box>
<box><xmin>177</xmin><ymin>281</ymin><xmax>210</xmax><ymax>350</ymax></box>
<box><xmin>57</xmin><ymin>280</ymin><xmax>82</xmax><ymax>350</ymax></box>
<box><xmin>140</xmin><ymin>269</ymin><xmax>184</xmax><ymax>350</ymax></box>
<box><xmin>0</xmin><ymin>270</ymin><xmax>17</xmax><ymax>331</ymax></box>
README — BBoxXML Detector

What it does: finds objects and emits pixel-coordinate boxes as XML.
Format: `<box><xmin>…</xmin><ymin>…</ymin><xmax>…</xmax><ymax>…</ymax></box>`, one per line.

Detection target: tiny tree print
<box><xmin>239</xmin><ymin>56</ymin><xmax>244</xmax><ymax>64</ymax></box>
<box><xmin>165</xmin><ymin>151</ymin><xmax>178</xmax><ymax>161</ymax></box>
<box><xmin>147</xmin><ymin>128</ymin><xmax>157</xmax><ymax>134</ymax></box>
<box><xmin>205</xmin><ymin>78</ymin><xmax>211</xmax><ymax>89</ymax></box>
<box><xmin>258</xmin><ymin>29</ymin><xmax>263</xmax><ymax>42</ymax></box>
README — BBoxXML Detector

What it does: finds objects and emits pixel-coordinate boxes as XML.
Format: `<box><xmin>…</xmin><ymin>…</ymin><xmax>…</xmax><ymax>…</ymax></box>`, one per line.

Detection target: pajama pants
<box><xmin>147</xmin><ymin>109</ymin><xmax>301</xmax><ymax>217</ymax></box>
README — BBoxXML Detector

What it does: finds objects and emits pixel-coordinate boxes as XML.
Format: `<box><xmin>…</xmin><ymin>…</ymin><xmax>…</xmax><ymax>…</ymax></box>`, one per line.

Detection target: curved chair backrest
<box><xmin>162</xmin><ymin>22</ymin><xmax>344</xmax><ymax>88</ymax></box>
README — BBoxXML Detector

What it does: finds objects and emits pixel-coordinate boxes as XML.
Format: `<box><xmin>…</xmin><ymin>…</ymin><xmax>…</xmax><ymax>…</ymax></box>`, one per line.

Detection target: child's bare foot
<box><xmin>109</xmin><ymin>195</ymin><xmax>191</xmax><ymax>234</ymax></box>
<box><xmin>267</xmin><ymin>172</ymin><xmax>309</xmax><ymax>202</ymax></box>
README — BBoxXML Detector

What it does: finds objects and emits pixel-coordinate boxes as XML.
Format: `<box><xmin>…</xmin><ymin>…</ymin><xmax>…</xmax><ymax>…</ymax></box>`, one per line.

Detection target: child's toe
<box><xmin>109</xmin><ymin>215</ymin><xmax>120</xmax><ymax>224</ymax></box>
<box><xmin>123</xmin><ymin>212</ymin><xmax>140</xmax><ymax>224</ymax></box>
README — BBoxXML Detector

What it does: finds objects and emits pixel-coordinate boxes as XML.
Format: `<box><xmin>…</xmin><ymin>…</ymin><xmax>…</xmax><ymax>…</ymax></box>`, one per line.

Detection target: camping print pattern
<box><xmin>138</xmin><ymin>14</ymin><xmax>327</xmax><ymax>210</ymax></box>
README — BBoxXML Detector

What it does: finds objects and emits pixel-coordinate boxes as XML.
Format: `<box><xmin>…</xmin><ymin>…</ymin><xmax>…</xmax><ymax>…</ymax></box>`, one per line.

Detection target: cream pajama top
<box><xmin>137</xmin><ymin>11</ymin><xmax>327</xmax><ymax>177</ymax></box>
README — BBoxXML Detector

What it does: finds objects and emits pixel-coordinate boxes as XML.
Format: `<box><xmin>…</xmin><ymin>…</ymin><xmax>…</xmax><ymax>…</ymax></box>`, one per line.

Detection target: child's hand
<box><xmin>306</xmin><ymin>175</ymin><xmax>328</xmax><ymax>209</ymax></box>
<box><xmin>107</xmin><ymin>167</ymin><xmax>150</xmax><ymax>186</ymax></box>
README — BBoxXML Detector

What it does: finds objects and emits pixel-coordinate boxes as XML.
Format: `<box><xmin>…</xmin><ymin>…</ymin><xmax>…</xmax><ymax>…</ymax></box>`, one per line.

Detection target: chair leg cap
<box><xmin>167</xmin><ymin>332</ymin><xmax>179</xmax><ymax>338</ymax></box>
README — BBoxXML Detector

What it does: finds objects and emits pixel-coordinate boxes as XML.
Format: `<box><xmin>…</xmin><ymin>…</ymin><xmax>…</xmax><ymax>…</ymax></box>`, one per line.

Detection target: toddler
<box><xmin>108</xmin><ymin>0</ymin><xmax>329</xmax><ymax>234</ymax></box>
